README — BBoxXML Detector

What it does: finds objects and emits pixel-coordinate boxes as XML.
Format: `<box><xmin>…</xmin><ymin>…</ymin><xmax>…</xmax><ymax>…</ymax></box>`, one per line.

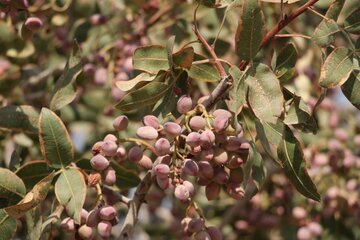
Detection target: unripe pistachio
<box><xmin>91</xmin><ymin>141</ymin><xmax>104</xmax><ymax>155</ymax></box>
<box><xmin>156</xmin><ymin>176</ymin><xmax>170</xmax><ymax>189</ymax></box>
<box><xmin>174</xmin><ymin>184</ymin><xmax>190</xmax><ymax>202</ymax></box>
<box><xmin>191</xmin><ymin>145</ymin><xmax>202</xmax><ymax>155</ymax></box>
<box><xmin>213</xmin><ymin>168</ymin><xmax>229</xmax><ymax>184</ymax></box>
<box><xmin>155</xmin><ymin>138</ymin><xmax>171</xmax><ymax>156</ymax></box>
<box><xmin>200</xmin><ymin>130</ymin><xmax>216</xmax><ymax>149</ymax></box>
<box><xmin>308</xmin><ymin>222</ymin><xmax>322</xmax><ymax>236</ymax></box>
<box><xmin>61</xmin><ymin>217</ymin><xmax>75</xmax><ymax>232</ymax></box>
<box><xmin>163</xmin><ymin>122</ymin><xmax>182</xmax><ymax>137</ymax></box>
<box><xmin>153</xmin><ymin>155</ymin><xmax>172</xmax><ymax>167</ymax></box>
<box><xmin>80</xmin><ymin>209</ymin><xmax>89</xmax><ymax>225</ymax></box>
<box><xmin>206</xmin><ymin>182</ymin><xmax>221</xmax><ymax>200</ymax></box>
<box><xmin>226</xmin><ymin>183</ymin><xmax>245</xmax><ymax>200</ymax></box>
<box><xmin>102</xmin><ymin>167</ymin><xmax>116</xmax><ymax>186</ymax></box>
<box><xmin>88</xmin><ymin>172</ymin><xmax>101</xmax><ymax>187</ymax></box>
<box><xmin>143</xmin><ymin>115</ymin><xmax>160</xmax><ymax>129</ymax></box>
<box><xmin>128</xmin><ymin>146</ymin><xmax>143</xmax><ymax>162</ymax></box>
<box><xmin>297</xmin><ymin>227</ymin><xmax>311</xmax><ymax>240</ymax></box>
<box><xmin>213</xmin><ymin>115</ymin><xmax>229</xmax><ymax>133</ymax></box>
<box><xmin>177</xmin><ymin>95</ymin><xmax>193</xmax><ymax>114</ymax></box>
<box><xmin>226</xmin><ymin>154</ymin><xmax>244</xmax><ymax>169</ymax></box>
<box><xmin>335</xmin><ymin>128</ymin><xmax>348</xmax><ymax>142</ymax></box>
<box><xmin>86</xmin><ymin>209</ymin><xmax>100</xmax><ymax>227</ymax></box>
<box><xmin>186</xmin><ymin>132</ymin><xmax>201</xmax><ymax>147</ymax></box>
<box><xmin>189</xmin><ymin>116</ymin><xmax>206</xmax><ymax>131</ymax></box>
<box><xmin>183</xmin><ymin>180</ymin><xmax>195</xmax><ymax>196</ymax></box>
<box><xmin>24</xmin><ymin>17</ymin><xmax>43</xmax><ymax>32</ymax></box>
<box><xmin>181</xmin><ymin>217</ymin><xmax>192</xmax><ymax>233</ymax></box>
<box><xmin>313</xmin><ymin>153</ymin><xmax>328</xmax><ymax>167</ymax></box>
<box><xmin>229</xmin><ymin>168</ymin><xmax>244</xmax><ymax>183</ymax></box>
<box><xmin>239</xmin><ymin>142</ymin><xmax>250</xmax><ymax>153</ymax></box>
<box><xmin>136</xmin><ymin>126</ymin><xmax>158</xmax><ymax>140</ymax></box>
<box><xmin>207</xmin><ymin>226</ymin><xmax>223</xmax><ymax>240</ymax></box>
<box><xmin>200</xmin><ymin>148</ymin><xmax>214</xmax><ymax>161</ymax></box>
<box><xmin>97</xmin><ymin>221</ymin><xmax>112</xmax><ymax>238</ymax></box>
<box><xmin>215</xmin><ymin>133</ymin><xmax>227</xmax><ymax>144</ymax></box>
<box><xmin>115</xmin><ymin>146</ymin><xmax>126</xmax><ymax>161</ymax></box>
<box><xmin>354</xmin><ymin>134</ymin><xmax>360</xmax><ymax>147</ymax></box>
<box><xmin>101</xmin><ymin>141</ymin><xmax>118</xmax><ymax>157</ymax></box>
<box><xmin>213</xmin><ymin>148</ymin><xmax>229</xmax><ymax>165</ymax></box>
<box><xmin>90</xmin><ymin>14</ymin><xmax>107</xmax><ymax>25</ymax></box>
<box><xmin>11</xmin><ymin>0</ymin><xmax>28</xmax><ymax>9</ymax></box>
<box><xmin>182</xmin><ymin>159</ymin><xmax>199</xmax><ymax>176</ymax></box>
<box><xmin>113</xmin><ymin>115</ymin><xmax>128</xmax><ymax>131</ymax></box>
<box><xmin>94</xmin><ymin>67</ymin><xmax>108</xmax><ymax>85</ymax></box>
<box><xmin>188</xmin><ymin>218</ymin><xmax>205</xmax><ymax>233</ymax></box>
<box><xmin>111</xmin><ymin>87</ymin><xmax>125</xmax><ymax>101</ymax></box>
<box><xmin>104</xmin><ymin>134</ymin><xmax>117</xmax><ymax>143</ymax></box>
<box><xmin>138</xmin><ymin>155</ymin><xmax>153</xmax><ymax>170</ymax></box>
<box><xmin>90</xmin><ymin>154</ymin><xmax>109</xmax><ymax>171</ymax></box>
<box><xmin>194</xmin><ymin>230</ymin><xmax>211</xmax><ymax>240</ymax></box>
<box><xmin>292</xmin><ymin>207</ymin><xmax>307</xmax><ymax>219</ymax></box>
<box><xmin>197</xmin><ymin>177</ymin><xmax>212</xmax><ymax>186</ymax></box>
<box><xmin>197</xmin><ymin>95</ymin><xmax>210</xmax><ymax>104</ymax></box>
<box><xmin>78</xmin><ymin>225</ymin><xmax>93</xmax><ymax>240</ymax></box>
<box><xmin>198</xmin><ymin>161</ymin><xmax>214</xmax><ymax>179</ymax></box>
<box><xmin>154</xmin><ymin>164</ymin><xmax>170</xmax><ymax>177</ymax></box>
<box><xmin>99</xmin><ymin>206</ymin><xmax>117</xmax><ymax>221</ymax></box>
<box><xmin>213</xmin><ymin>109</ymin><xmax>232</xmax><ymax>118</ymax></box>
<box><xmin>225</xmin><ymin>137</ymin><xmax>242</xmax><ymax>151</ymax></box>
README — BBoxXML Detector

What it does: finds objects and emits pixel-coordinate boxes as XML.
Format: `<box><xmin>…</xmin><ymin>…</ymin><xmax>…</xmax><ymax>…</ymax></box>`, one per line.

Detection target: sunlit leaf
<box><xmin>312</xmin><ymin>19</ymin><xmax>339</xmax><ymax>47</ymax></box>
<box><xmin>133</xmin><ymin>45</ymin><xmax>169</xmax><ymax>74</ymax></box>
<box><xmin>116</xmin><ymin>73</ymin><xmax>156</xmax><ymax>92</ymax></box>
<box><xmin>189</xmin><ymin>54</ymin><xmax>220</xmax><ymax>82</ymax></box>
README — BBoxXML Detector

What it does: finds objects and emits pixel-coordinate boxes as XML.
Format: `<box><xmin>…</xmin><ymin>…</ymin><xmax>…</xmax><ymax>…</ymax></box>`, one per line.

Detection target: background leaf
<box><xmin>341</xmin><ymin>71</ymin><xmax>360</xmax><ymax>110</ymax></box>
<box><xmin>274</xmin><ymin>43</ymin><xmax>298</xmax><ymax>82</ymax></box>
<box><xmin>133</xmin><ymin>45</ymin><xmax>169</xmax><ymax>74</ymax></box>
<box><xmin>0</xmin><ymin>209</ymin><xmax>16</xmax><ymax>240</ymax></box>
<box><xmin>0</xmin><ymin>105</ymin><xmax>39</xmax><ymax>134</ymax></box>
<box><xmin>110</xmin><ymin>161</ymin><xmax>141</xmax><ymax>189</ymax></box>
<box><xmin>54</xmin><ymin>168</ymin><xmax>86</xmax><ymax>224</ymax></box>
<box><xmin>235</xmin><ymin>0</ymin><xmax>264</xmax><ymax>61</ymax></box>
<box><xmin>0</xmin><ymin>168</ymin><xmax>26</xmax><ymax>207</ymax></box>
<box><xmin>312</xmin><ymin>19</ymin><xmax>339</xmax><ymax>47</ymax></box>
<box><xmin>116</xmin><ymin>73</ymin><xmax>156</xmax><ymax>92</ymax></box>
<box><xmin>188</xmin><ymin>54</ymin><xmax>220</xmax><ymax>82</ymax></box>
<box><xmin>247</xmin><ymin>63</ymin><xmax>284</xmax><ymax>123</ymax></box>
<box><xmin>16</xmin><ymin>161</ymin><xmax>54</xmax><ymax>189</ymax></box>
<box><xmin>227</xmin><ymin>66</ymin><xmax>246</xmax><ymax>117</ymax></box>
<box><xmin>39</xmin><ymin>108</ymin><xmax>74</xmax><ymax>169</ymax></box>
<box><xmin>319</xmin><ymin>47</ymin><xmax>353</xmax><ymax>88</ymax></box>
<box><xmin>343</xmin><ymin>7</ymin><xmax>360</xmax><ymax>34</ymax></box>
<box><xmin>50</xmin><ymin>44</ymin><xmax>82</xmax><ymax>111</ymax></box>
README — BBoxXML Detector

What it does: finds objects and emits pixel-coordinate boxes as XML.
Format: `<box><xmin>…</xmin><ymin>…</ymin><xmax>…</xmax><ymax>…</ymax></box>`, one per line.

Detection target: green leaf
<box><xmin>341</xmin><ymin>71</ymin><xmax>360</xmax><ymax>110</ymax></box>
<box><xmin>54</xmin><ymin>168</ymin><xmax>86</xmax><ymax>224</ymax></box>
<box><xmin>283</xmin><ymin>95</ymin><xmax>312</xmax><ymax>125</ymax></box>
<box><xmin>0</xmin><ymin>168</ymin><xmax>26</xmax><ymax>206</ymax></box>
<box><xmin>251</xmin><ymin>145</ymin><xmax>266</xmax><ymax>191</ymax></box>
<box><xmin>173</xmin><ymin>47</ymin><xmax>194</xmax><ymax>70</ymax></box>
<box><xmin>115</xmin><ymin>82</ymin><xmax>170</xmax><ymax>112</ymax></box>
<box><xmin>325</xmin><ymin>0</ymin><xmax>345</xmax><ymax>20</ymax></box>
<box><xmin>0</xmin><ymin>209</ymin><xmax>17</xmax><ymax>240</ymax></box>
<box><xmin>343</xmin><ymin>7</ymin><xmax>360</xmax><ymax>34</ymax></box>
<box><xmin>227</xmin><ymin>66</ymin><xmax>246</xmax><ymax>117</ymax></box>
<box><xmin>247</xmin><ymin>63</ymin><xmax>284</xmax><ymax>123</ymax></box>
<box><xmin>277</xmin><ymin>125</ymin><xmax>321</xmax><ymax>201</ymax></box>
<box><xmin>235</xmin><ymin>0</ymin><xmax>264</xmax><ymax>61</ymax></box>
<box><xmin>188</xmin><ymin>54</ymin><xmax>220</xmax><ymax>82</ymax></box>
<box><xmin>0</xmin><ymin>105</ymin><xmax>39</xmax><ymax>134</ymax></box>
<box><xmin>5</xmin><ymin>173</ymin><xmax>54</xmax><ymax>219</ymax></box>
<box><xmin>274</xmin><ymin>43</ymin><xmax>298</xmax><ymax>82</ymax></box>
<box><xmin>39</xmin><ymin>108</ymin><xmax>74</xmax><ymax>169</ymax></box>
<box><xmin>116</xmin><ymin>73</ymin><xmax>156</xmax><ymax>92</ymax></box>
<box><xmin>50</xmin><ymin>44</ymin><xmax>82</xmax><ymax>111</ymax></box>
<box><xmin>255</xmin><ymin>120</ymin><xmax>283</xmax><ymax>162</ymax></box>
<box><xmin>312</xmin><ymin>19</ymin><xmax>340</xmax><ymax>47</ymax></box>
<box><xmin>319</xmin><ymin>48</ymin><xmax>354</xmax><ymax>88</ymax></box>
<box><xmin>110</xmin><ymin>161</ymin><xmax>141</xmax><ymax>189</ymax></box>
<box><xmin>133</xmin><ymin>45</ymin><xmax>169</xmax><ymax>74</ymax></box>
<box><xmin>16</xmin><ymin>160</ymin><xmax>54</xmax><ymax>189</ymax></box>
<box><xmin>166</xmin><ymin>36</ymin><xmax>176</xmax><ymax>70</ymax></box>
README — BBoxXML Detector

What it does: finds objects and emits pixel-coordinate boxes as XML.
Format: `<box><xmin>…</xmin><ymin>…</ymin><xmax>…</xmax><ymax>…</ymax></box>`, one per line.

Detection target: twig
<box><xmin>307</xmin><ymin>6</ymin><xmax>329</xmax><ymax>21</ymax></box>
<box><xmin>117</xmin><ymin>172</ymin><xmax>154</xmax><ymax>240</ymax></box>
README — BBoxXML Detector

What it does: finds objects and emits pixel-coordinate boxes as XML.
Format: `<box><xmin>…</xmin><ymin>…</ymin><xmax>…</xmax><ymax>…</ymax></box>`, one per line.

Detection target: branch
<box><xmin>117</xmin><ymin>171</ymin><xmax>154</xmax><ymax>240</ymax></box>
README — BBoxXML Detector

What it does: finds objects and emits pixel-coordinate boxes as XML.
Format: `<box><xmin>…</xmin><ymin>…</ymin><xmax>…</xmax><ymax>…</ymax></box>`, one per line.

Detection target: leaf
<box><xmin>341</xmin><ymin>71</ymin><xmax>360</xmax><ymax>110</ymax></box>
<box><xmin>343</xmin><ymin>7</ymin><xmax>360</xmax><ymax>34</ymax></box>
<box><xmin>133</xmin><ymin>45</ymin><xmax>169</xmax><ymax>74</ymax></box>
<box><xmin>255</xmin><ymin>120</ymin><xmax>283</xmax><ymax>162</ymax></box>
<box><xmin>116</xmin><ymin>73</ymin><xmax>156</xmax><ymax>92</ymax></box>
<box><xmin>0</xmin><ymin>168</ymin><xmax>26</xmax><ymax>205</ymax></box>
<box><xmin>247</xmin><ymin>63</ymin><xmax>284</xmax><ymax>123</ymax></box>
<box><xmin>50</xmin><ymin>44</ymin><xmax>82</xmax><ymax>111</ymax></box>
<box><xmin>0</xmin><ymin>105</ymin><xmax>39</xmax><ymax>134</ymax></box>
<box><xmin>54</xmin><ymin>168</ymin><xmax>86</xmax><ymax>224</ymax></box>
<box><xmin>16</xmin><ymin>160</ymin><xmax>54</xmax><ymax>189</ymax></box>
<box><xmin>277</xmin><ymin>125</ymin><xmax>321</xmax><ymax>201</ymax></box>
<box><xmin>110</xmin><ymin>161</ymin><xmax>141</xmax><ymax>189</ymax></box>
<box><xmin>173</xmin><ymin>47</ymin><xmax>194</xmax><ymax>70</ymax></box>
<box><xmin>312</xmin><ymin>19</ymin><xmax>340</xmax><ymax>47</ymax></box>
<box><xmin>40</xmin><ymin>205</ymin><xmax>63</xmax><ymax>235</ymax></box>
<box><xmin>189</xmin><ymin>54</ymin><xmax>220</xmax><ymax>82</ymax></box>
<box><xmin>227</xmin><ymin>66</ymin><xmax>246</xmax><ymax>117</ymax></box>
<box><xmin>274</xmin><ymin>43</ymin><xmax>298</xmax><ymax>82</ymax></box>
<box><xmin>235</xmin><ymin>0</ymin><xmax>264</xmax><ymax>61</ymax></box>
<box><xmin>283</xmin><ymin>95</ymin><xmax>312</xmax><ymax>125</ymax></box>
<box><xmin>251</xmin><ymin>145</ymin><xmax>266</xmax><ymax>191</ymax></box>
<box><xmin>325</xmin><ymin>0</ymin><xmax>345</xmax><ymax>20</ymax></box>
<box><xmin>0</xmin><ymin>209</ymin><xmax>17</xmax><ymax>240</ymax></box>
<box><xmin>319</xmin><ymin>48</ymin><xmax>354</xmax><ymax>88</ymax></box>
<box><xmin>39</xmin><ymin>108</ymin><xmax>74</xmax><ymax>169</ymax></box>
<box><xmin>5</xmin><ymin>173</ymin><xmax>54</xmax><ymax>219</ymax></box>
<box><xmin>166</xmin><ymin>36</ymin><xmax>176</xmax><ymax>70</ymax></box>
<box><xmin>115</xmin><ymin>82</ymin><xmax>170</xmax><ymax>112</ymax></box>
